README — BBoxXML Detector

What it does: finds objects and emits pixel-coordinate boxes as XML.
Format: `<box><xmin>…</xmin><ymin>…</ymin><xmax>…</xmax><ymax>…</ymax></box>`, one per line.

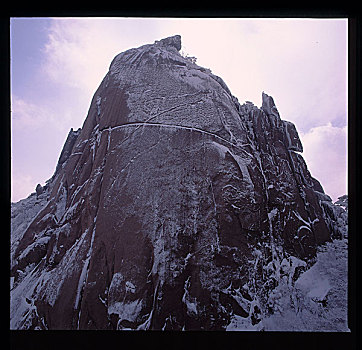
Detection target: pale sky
<box><xmin>10</xmin><ymin>17</ymin><xmax>348</xmax><ymax>202</ymax></box>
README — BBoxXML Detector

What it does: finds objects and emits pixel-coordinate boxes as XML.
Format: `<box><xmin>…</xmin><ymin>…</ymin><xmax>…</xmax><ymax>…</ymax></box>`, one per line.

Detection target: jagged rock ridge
<box><xmin>10</xmin><ymin>35</ymin><xmax>348</xmax><ymax>330</ymax></box>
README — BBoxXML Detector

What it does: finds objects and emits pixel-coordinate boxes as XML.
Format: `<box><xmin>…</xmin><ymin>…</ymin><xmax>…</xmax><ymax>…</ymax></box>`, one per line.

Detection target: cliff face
<box><xmin>10</xmin><ymin>35</ymin><xmax>345</xmax><ymax>330</ymax></box>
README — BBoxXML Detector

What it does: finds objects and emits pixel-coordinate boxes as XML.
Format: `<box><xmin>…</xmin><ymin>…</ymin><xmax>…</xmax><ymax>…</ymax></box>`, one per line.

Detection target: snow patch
<box><xmin>267</xmin><ymin>208</ymin><xmax>278</xmax><ymax>221</ymax></box>
<box><xmin>96</xmin><ymin>96</ymin><xmax>102</xmax><ymax>116</ymax></box>
<box><xmin>125</xmin><ymin>281</ymin><xmax>136</xmax><ymax>294</ymax></box>
<box><xmin>262</xmin><ymin>239</ymin><xmax>349</xmax><ymax>331</ymax></box>
<box><xmin>211</xmin><ymin>141</ymin><xmax>230</xmax><ymax>159</ymax></box>
<box><xmin>182</xmin><ymin>277</ymin><xmax>198</xmax><ymax>315</ymax></box>
<box><xmin>108</xmin><ymin>298</ymin><xmax>143</xmax><ymax>326</ymax></box>
<box><xmin>226</xmin><ymin>315</ymin><xmax>263</xmax><ymax>331</ymax></box>
<box><xmin>296</xmin><ymin>265</ymin><xmax>330</xmax><ymax>302</ymax></box>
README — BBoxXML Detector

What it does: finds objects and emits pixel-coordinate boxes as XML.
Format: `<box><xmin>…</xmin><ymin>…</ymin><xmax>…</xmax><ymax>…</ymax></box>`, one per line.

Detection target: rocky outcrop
<box><xmin>318</xmin><ymin>194</ymin><xmax>348</xmax><ymax>239</ymax></box>
<box><xmin>335</xmin><ymin>195</ymin><xmax>348</xmax><ymax>212</ymax></box>
<box><xmin>10</xmin><ymin>35</ymin><xmax>345</xmax><ymax>330</ymax></box>
<box><xmin>55</xmin><ymin>127</ymin><xmax>81</xmax><ymax>174</ymax></box>
<box><xmin>155</xmin><ymin>34</ymin><xmax>182</xmax><ymax>51</ymax></box>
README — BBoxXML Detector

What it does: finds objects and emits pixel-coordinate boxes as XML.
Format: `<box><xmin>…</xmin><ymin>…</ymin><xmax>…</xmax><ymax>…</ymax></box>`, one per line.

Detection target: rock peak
<box><xmin>154</xmin><ymin>34</ymin><xmax>182</xmax><ymax>51</ymax></box>
<box><xmin>11</xmin><ymin>36</ymin><xmax>346</xmax><ymax>331</ymax></box>
<box><xmin>261</xmin><ymin>91</ymin><xmax>281</xmax><ymax>119</ymax></box>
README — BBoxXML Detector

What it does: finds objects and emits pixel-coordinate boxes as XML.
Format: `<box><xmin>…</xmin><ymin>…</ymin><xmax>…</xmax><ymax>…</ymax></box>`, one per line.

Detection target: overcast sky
<box><xmin>10</xmin><ymin>17</ymin><xmax>347</xmax><ymax>202</ymax></box>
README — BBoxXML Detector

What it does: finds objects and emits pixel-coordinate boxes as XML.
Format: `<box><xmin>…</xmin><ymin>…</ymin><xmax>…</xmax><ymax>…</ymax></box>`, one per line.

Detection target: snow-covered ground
<box><xmin>226</xmin><ymin>238</ymin><xmax>349</xmax><ymax>331</ymax></box>
<box><xmin>261</xmin><ymin>238</ymin><xmax>349</xmax><ymax>332</ymax></box>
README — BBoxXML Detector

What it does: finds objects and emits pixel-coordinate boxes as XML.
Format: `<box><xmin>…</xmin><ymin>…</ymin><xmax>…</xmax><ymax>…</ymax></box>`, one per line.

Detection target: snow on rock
<box><xmin>335</xmin><ymin>194</ymin><xmax>348</xmax><ymax>211</ymax></box>
<box><xmin>226</xmin><ymin>314</ymin><xmax>263</xmax><ymax>331</ymax></box>
<box><xmin>108</xmin><ymin>300</ymin><xmax>142</xmax><ymax>323</ymax></box>
<box><xmin>10</xmin><ymin>35</ymin><xmax>348</xmax><ymax>331</ymax></box>
<box><xmin>319</xmin><ymin>194</ymin><xmax>348</xmax><ymax>239</ymax></box>
<box><xmin>262</xmin><ymin>238</ymin><xmax>349</xmax><ymax>332</ymax></box>
<box><xmin>182</xmin><ymin>277</ymin><xmax>198</xmax><ymax>316</ymax></box>
<box><xmin>11</xmin><ymin>190</ymin><xmax>50</xmax><ymax>268</ymax></box>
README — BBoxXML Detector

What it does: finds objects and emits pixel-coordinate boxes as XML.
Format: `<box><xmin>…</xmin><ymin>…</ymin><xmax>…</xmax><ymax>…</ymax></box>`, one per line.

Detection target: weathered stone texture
<box><xmin>10</xmin><ymin>36</ymin><xmax>342</xmax><ymax>330</ymax></box>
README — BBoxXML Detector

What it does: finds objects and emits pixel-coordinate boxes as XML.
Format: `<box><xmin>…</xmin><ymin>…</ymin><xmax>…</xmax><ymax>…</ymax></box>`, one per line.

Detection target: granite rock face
<box><xmin>10</xmin><ymin>35</ymin><xmax>345</xmax><ymax>330</ymax></box>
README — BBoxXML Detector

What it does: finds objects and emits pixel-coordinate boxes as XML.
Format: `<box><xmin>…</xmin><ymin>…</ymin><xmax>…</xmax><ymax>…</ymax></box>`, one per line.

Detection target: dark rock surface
<box><xmin>10</xmin><ymin>35</ymin><xmax>345</xmax><ymax>330</ymax></box>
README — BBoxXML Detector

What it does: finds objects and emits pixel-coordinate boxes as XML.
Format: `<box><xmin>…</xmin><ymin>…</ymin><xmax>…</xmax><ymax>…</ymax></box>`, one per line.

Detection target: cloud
<box><xmin>300</xmin><ymin>123</ymin><xmax>347</xmax><ymax>201</ymax></box>
<box><xmin>11</xmin><ymin>95</ymin><xmax>74</xmax><ymax>202</ymax></box>
<box><xmin>41</xmin><ymin>18</ymin><xmax>166</xmax><ymax>96</ymax></box>
<box><xmin>11</xmin><ymin>173</ymin><xmax>36</xmax><ymax>203</ymax></box>
<box><xmin>12</xmin><ymin>96</ymin><xmax>49</xmax><ymax>130</ymax></box>
<box><xmin>11</xmin><ymin>95</ymin><xmax>71</xmax><ymax>132</ymax></box>
<box><xmin>42</xmin><ymin>18</ymin><xmax>113</xmax><ymax>94</ymax></box>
